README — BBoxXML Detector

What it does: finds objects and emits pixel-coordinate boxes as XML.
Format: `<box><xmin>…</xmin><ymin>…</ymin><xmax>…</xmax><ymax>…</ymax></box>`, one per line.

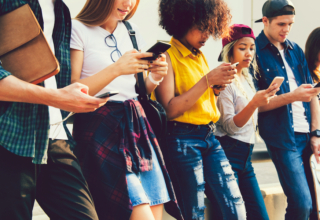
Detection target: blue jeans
<box><xmin>267</xmin><ymin>132</ymin><xmax>317</xmax><ymax>220</ymax></box>
<box><xmin>163</xmin><ymin>122</ymin><xmax>246</xmax><ymax>220</ymax></box>
<box><xmin>210</xmin><ymin>136</ymin><xmax>269</xmax><ymax>220</ymax></box>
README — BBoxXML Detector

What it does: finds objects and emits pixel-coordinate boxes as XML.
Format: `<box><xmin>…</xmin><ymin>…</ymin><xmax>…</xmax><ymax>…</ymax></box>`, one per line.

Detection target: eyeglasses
<box><xmin>105</xmin><ymin>34</ymin><xmax>122</xmax><ymax>62</ymax></box>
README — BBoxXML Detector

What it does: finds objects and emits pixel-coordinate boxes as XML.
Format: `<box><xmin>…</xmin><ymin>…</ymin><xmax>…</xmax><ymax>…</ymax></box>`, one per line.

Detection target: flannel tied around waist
<box><xmin>122</xmin><ymin>99</ymin><xmax>154</xmax><ymax>173</ymax></box>
<box><xmin>74</xmin><ymin>99</ymin><xmax>156</xmax><ymax>173</ymax></box>
<box><xmin>73</xmin><ymin>99</ymin><xmax>183</xmax><ymax>220</ymax></box>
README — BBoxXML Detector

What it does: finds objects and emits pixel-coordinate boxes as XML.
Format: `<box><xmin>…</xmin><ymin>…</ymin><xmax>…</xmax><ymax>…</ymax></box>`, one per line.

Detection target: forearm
<box><xmin>311</xmin><ymin>97</ymin><xmax>320</xmax><ymax>131</ymax></box>
<box><xmin>0</xmin><ymin>75</ymin><xmax>58</xmax><ymax>106</ymax></box>
<box><xmin>165</xmin><ymin>77</ymin><xmax>208</xmax><ymax>120</ymax></box>
<box><xmin>233</xmin><ymin>102</ymin><xmax>257</xmax><ymax>127</ymax></box>
<box><xmin>72</xmin><ymin>63</ymin><xmax>119</xmax><ymax>96</ymax></box>
<box><xmin>259</xmin><ymin>92</ymin><xmax>295</xmax><ymax>112</ymax></box>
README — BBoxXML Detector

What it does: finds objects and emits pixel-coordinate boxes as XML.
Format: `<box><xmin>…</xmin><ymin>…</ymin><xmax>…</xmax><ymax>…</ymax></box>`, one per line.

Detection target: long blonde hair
<box><xmin>75</xmin><ymin>0</ymin><xmax>140</xmax><ymax>26</ymax></box>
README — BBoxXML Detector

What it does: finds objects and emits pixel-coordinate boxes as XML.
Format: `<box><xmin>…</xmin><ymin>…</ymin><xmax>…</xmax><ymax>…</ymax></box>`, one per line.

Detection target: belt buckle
<box><xmin>208</xmin><ymin>122</ymin><xmax>215</xmax><ymax>131</ymax></box>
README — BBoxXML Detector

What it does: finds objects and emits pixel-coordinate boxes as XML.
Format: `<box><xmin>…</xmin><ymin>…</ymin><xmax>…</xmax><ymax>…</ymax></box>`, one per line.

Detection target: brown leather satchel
<box><xmin>0</xmin><ymin>4</ymin><xmax>60</xmax><ymax>84</ymax></box>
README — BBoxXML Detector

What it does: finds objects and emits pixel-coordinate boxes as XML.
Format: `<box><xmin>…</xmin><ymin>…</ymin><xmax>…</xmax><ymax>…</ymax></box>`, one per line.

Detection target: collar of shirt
<box><xmin>257</xmin><ymin>30</ymin><xmax>294</xmax><ymax>52</ymax></box>
<box><xmin>170</xmin><ymin>37</ymin><xmax>202</xmax><ymax>58</ymax></box>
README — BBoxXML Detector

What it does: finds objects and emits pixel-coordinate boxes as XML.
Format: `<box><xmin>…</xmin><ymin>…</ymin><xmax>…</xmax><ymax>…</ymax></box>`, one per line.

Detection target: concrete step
<box><xmin>33</xmin><ymin>184</ymin><xmax>286</xmax><ymax>220</ymax></box>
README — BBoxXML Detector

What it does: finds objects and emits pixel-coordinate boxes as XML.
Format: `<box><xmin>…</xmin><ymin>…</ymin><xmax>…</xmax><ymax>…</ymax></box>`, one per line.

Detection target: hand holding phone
<box><xmin>213</xmin><ymin>62</ymin><xmax>239</xmax><ymax>88</ymax></box>
<box><xmin>269</xmin><ymin>76</ymin><xmax>284</xmax><ymax>89</ymax></box>
<box><xmin>230</xmin><ymin>62</ymin><xmax>239</xmax><ymax>69</ymax></box>
<box><xmin>96</xmin><ymin>91</ymin><xmax>119</xmax><ymax>99</ymax></box>
<box><xmin>314</xmin><ymin>82</ymin><xmax>320</xmax><ymax>88</ymax></box>
<box><xmin>141</xmin><ymin>41</ymin><xmax>171</xmax><ymax>61</ymax></box>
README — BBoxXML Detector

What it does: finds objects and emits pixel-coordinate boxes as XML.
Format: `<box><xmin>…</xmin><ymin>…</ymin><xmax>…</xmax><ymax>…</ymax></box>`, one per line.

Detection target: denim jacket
<box><xmin>255</xmin><ymin>30</ymin><xmax>313</xmax><ymax>151</ymax></box>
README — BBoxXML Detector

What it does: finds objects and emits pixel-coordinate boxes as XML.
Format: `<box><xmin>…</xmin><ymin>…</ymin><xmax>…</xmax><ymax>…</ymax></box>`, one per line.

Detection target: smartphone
<box><xmin>230</xmin><ymin>62</ymin><xmax>239</xmax><ymax>69</ymax></box>
<box><xmin>141</xmin><ymin>41</ymin><xmax>171</xmax><ymax>61</ymax></box>
<box><xmin>96</xmin><ymin>91</ymin><xmax>119</xmax><ymax>98</ymax></box>
<box><xmin>269</xmin><ymin>76</ymin><xmax>284</xmax><ymax>89</ymax></box>
<box><xmin>314</xmin><ymin>82</ymin><xmax>320</xmax><ymax>88</ymax></box>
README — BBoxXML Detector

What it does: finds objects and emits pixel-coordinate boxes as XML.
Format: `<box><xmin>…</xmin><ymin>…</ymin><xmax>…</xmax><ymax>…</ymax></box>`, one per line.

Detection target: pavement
<box><xmin>31</xmin><ymin>141</ymin><xmax>280</xmax><ymax>219</ymax></box>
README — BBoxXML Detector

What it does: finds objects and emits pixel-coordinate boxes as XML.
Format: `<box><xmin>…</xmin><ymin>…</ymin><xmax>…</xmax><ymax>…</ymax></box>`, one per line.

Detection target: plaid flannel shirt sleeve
<box><xmin>0</xmin><ymin>0</ymin><xmax>75</xmax><ymax>164</ymax></box>
<box><xmin>0</xmin><ymin>66</ymin><xmax>12</xmax><ymax>80</ymax></box>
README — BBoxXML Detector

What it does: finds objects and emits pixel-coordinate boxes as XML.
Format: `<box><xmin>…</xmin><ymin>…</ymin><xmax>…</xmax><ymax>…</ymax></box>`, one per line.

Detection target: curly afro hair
<box><xmin>159</xmin><ymin>0</ymin><xmax>232</xmax><ymax>40</ymax></box>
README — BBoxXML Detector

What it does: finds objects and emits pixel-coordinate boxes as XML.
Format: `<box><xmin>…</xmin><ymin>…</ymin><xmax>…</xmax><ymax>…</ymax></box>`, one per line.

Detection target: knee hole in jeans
<box><xmin>192</xmin><ymin>163</ymin><xmax>206</xmax><ymax>220</ymax></box>
<box><xmin>219</xmin><ymin>161</ymin><xmax>246</xmax><ymax>218</ymax></box>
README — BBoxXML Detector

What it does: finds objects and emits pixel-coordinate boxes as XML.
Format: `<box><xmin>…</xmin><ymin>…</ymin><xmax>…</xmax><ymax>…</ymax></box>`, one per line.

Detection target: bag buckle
<box><xmin>128</xmin><ymin>30</ymin><xmax>136</xmax><ymax>36</ymax></box>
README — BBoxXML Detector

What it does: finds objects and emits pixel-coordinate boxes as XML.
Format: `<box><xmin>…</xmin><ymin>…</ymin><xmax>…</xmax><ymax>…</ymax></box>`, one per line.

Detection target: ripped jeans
<box><xmin>164</xmin><ymin>121</ymin><xmax>246</xmax><ymax>220</ymax></box>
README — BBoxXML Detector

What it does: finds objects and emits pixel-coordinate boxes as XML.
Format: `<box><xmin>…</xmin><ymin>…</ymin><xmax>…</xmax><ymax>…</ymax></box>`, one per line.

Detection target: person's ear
<box><xmin>262</xmin><ymin>17</ymin><xmax>269</xmax><ymax>26</ymax></box>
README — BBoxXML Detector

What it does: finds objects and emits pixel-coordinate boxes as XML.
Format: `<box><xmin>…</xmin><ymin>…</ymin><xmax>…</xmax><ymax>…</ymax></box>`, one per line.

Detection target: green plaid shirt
<box><xmin>0</xmin><ymin>0</ymin><xmax>75</xmax><ymax>164</ymax></box>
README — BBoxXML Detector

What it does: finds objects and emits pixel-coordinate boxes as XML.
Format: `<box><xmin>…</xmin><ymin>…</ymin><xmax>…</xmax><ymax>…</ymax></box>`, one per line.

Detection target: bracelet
<box><xmin>149</xmin><ymin>73</ymin><xmax>164</xmax><ymax>85</ymax></box>
<box><xmin>205</xmin><ymin>74</ymin><xmax>210</xmax><ymax>88</ymax></box>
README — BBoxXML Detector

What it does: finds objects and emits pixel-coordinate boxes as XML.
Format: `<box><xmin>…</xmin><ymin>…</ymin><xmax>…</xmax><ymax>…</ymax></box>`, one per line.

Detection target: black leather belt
<box><xmin>167</xmin><ymin>121</ymin><xmax>216</xmax><ymax>131</ymax></box>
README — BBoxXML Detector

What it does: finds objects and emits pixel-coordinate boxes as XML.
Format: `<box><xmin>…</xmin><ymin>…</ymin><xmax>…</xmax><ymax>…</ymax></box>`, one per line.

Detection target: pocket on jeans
<box><xmin>217</xmin><ymin>136</ymin><xmax>238</xmax><ymax>151</ymax></box>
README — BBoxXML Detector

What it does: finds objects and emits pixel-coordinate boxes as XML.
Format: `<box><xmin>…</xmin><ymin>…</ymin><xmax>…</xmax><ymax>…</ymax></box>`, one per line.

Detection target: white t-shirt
<box><xmin>279</xmin><ymin>49</ymin><xmax>309</xmax><ymax>133</ymax></box>
<box><xmin>70</xmin><ymin>20</ymin><xmax>146</xmax><ymax>101</ymax></box>
<box><xmin>215</xmin><ymin>75</ymin><xmax>258</xmax><ymax>144</ymax></box>
<box><xmin>39</xmin><ymin>0</ymin><xmax>68</xmax><ymax>140</ymax></box>
<box><xmin>241</xmin><ymin>77</ymin><xmax>258</xmax><ymax>143</ymax></box>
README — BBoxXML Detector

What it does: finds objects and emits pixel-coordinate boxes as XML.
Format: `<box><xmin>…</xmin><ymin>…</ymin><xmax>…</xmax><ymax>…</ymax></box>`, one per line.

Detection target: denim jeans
<box><xmin>163</xmin><ymin>121</ymin><xmax>246</xmax><ymax>220</ymax></box>
<box><xmin>267</xmin><ymin>132</ymin><xmax>317</xmax><ymax>220</ymax></box>
<box><xmin>209</xmin><ymin>136</ymin><xmax>269</xmax><ymax>220</ymax></box>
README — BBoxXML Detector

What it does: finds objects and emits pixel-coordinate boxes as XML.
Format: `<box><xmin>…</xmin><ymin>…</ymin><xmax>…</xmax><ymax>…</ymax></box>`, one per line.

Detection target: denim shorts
<box><xmin>126</xmin><ymin>144</ymin><xmax>170</xmax><ymax>207</ymax></box>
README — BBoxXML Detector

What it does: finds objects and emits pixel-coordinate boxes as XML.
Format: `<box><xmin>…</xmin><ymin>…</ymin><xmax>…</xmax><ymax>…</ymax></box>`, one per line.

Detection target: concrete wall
<box><xmin>64</xmin><ymin>0</ymin><xmax>320</xmax><ymax>70</ymax></box>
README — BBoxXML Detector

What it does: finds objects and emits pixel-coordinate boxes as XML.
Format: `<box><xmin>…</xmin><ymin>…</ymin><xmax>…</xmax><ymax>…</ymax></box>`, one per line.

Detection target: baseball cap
<box><xmin>218</xmin><ymin>24</ymin><xmax>255</xmax><ymax>62</ymax></box>
<box><xmin>255</xmin><ymin>0</ymin><xmax>295</xmax><ymax>23</ymax></box>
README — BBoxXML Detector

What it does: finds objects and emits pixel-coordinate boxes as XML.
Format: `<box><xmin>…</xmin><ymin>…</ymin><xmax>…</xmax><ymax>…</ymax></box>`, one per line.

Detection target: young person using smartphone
<box><xmin>70</xmin><ymin>0</ymin><xmax>182</xmax><ymax>220</ymax></box>
<box><xmin>212</xmin><ymin>24</ymin><xmax>279</xmax><ymax>220</ymax></box>
<box><xmin>155</xmin><ymin>1</ymin><xmax>246</xmax><ymax>219</ymax></box>
<box><xmin>0</xmin><ymin>1</ymin><xmax>109</xmax><ymax>219</ymax></box>
<box><xmin>255</xmin><ymin>1</ymin><xmax>320</xmax><ymax>219</ymax></box>
<box><xmin>305</xmin><ymin>27</ymin><xmax>320</xmax><ymax>103</ymax></box>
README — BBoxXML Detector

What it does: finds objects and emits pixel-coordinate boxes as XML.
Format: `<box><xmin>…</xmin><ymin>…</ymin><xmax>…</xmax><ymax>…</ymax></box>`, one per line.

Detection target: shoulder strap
<box><xmin>123</xmin><ymin>21</ymin><xmax>147</xmax><ymax>96</ymax></box>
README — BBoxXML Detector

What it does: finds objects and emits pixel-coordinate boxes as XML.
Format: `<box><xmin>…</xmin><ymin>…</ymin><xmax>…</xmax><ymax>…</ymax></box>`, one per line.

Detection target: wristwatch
<box><xmin>311</xmin><ymin>129</ymin><xmax>320</xmax><ymax>138</ymax></box>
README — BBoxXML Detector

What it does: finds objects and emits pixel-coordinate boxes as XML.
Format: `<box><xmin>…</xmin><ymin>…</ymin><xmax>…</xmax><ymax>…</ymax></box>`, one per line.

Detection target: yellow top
<box><xmin>166</xmin><ymin>37</ymin><xmax>220</xmax><ymax>125</ymax></box>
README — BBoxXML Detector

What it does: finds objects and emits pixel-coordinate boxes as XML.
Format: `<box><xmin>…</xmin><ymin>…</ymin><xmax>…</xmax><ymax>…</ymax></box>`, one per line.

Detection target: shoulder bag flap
<box><xmin>0</xmin><ymin>4</ymin><xmax>60</xmax><ymax>84</ymax></box>
<box><xmin>0</xmin><ymin>4</ymin><xmax>40</xmax><ymax>56</ymax></box>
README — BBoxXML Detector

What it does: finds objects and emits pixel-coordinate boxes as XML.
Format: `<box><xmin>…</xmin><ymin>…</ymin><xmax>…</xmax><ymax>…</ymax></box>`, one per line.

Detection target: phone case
<box><xmin>141</xmin><ymin>42</ymin><xmax>171</xmax><ymax>60</ymax></box>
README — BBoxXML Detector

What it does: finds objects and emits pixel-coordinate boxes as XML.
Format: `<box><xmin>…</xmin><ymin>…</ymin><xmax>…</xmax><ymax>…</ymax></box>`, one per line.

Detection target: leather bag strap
<box><xmin>123</xmin><ymin>21</ymin><xmax>147</xmax><ymax>97</ymax></box>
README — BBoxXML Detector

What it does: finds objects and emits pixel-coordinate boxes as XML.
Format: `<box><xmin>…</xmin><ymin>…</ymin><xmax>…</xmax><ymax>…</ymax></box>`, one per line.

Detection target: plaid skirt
<box><xmin>73</xmin><ymin>100</ymin><xmax>183</xmax><ymax>220</ymax></box>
